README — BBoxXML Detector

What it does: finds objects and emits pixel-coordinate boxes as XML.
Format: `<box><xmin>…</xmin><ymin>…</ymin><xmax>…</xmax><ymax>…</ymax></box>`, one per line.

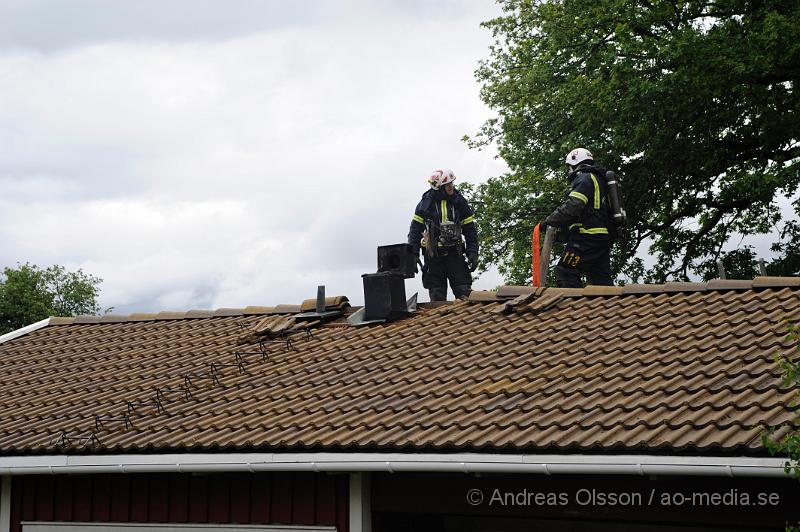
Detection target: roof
<box><xmin>0</xmin><ymin>278</ymin><xmax>798</xmax><ymax>456</ymax></box>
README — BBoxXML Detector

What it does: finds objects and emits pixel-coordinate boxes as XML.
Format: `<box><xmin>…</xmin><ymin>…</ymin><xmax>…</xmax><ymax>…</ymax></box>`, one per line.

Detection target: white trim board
<box><xmin>0</xmin><ymin>477</ymin><xmax>10</xmax><ymax>532</ymax></box>
<box><xmin>0</xmin><ymin>319</ymin><xmax>51</xmax><ymax>345</ymax></box>
<box><xmin>349</xmin><ymin>473</ymin><xmax>371</xmax><ymax>532</ymax></box>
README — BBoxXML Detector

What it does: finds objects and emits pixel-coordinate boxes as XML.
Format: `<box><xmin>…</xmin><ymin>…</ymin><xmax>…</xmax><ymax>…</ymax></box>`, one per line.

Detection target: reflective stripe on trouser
<box><xmin>422</xmin><ymin>250</ymin><xmax>472</xmax><ymax>300</ymax></box>
<box><xmin>555</xmin><ymin>235</ymin><xmax>613</xmax><ymax>288</ymax></box>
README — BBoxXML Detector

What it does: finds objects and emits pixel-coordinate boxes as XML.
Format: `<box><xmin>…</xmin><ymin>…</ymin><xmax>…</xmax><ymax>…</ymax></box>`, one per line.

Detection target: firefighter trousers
<box><xmin>555</xmin><ymin>234</ymin><xmax>613</xmax><ymax>288</ymax></box>
<box><xmin>422</xmin><ymin>248</ymin><xmax>472</xmax><ymax>301</ymax></box>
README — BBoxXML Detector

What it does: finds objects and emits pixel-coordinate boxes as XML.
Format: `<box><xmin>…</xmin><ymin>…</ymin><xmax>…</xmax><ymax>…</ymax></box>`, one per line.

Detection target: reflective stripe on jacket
<box><xmin>408</xmin><ymin>188</ymin><xmax>478</xmax><ymax>254</ymax></box>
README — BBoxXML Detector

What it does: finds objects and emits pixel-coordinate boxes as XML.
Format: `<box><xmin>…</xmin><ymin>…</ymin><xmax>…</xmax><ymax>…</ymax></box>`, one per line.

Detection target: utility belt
<box><xmin>426</xmin><ymin>244</ymin><xmax>462</xmax><ymax>257</ymax></box>
<box><xmin>422</xmin><ymin>220</ymin><xmax>464</xmax><ymax>257</ymax></box>
<box><xmin>421</xmin><ymin>240</ymin><xmax>463</xmax><ymax>256</ymax></box>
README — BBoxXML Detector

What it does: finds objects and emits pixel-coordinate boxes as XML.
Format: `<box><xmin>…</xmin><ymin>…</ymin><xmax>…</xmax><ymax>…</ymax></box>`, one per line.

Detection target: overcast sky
<box><xmin>0</xmin><ymin>0</ymin><xmax>511</xmax><ymax>314</ymax></box>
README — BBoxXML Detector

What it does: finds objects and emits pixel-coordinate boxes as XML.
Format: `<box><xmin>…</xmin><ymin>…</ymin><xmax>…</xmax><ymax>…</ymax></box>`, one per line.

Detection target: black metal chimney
<box><xmin>361</xmin><ymin>244</ymin><xmax>415</xmax><ymax>321</ymax></box>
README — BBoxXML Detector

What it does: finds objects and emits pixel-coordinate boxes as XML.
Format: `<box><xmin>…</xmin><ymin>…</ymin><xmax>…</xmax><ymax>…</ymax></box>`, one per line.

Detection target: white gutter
<box><xmin>0</xmin><ymin>318</ymin><xmax>51</xmax><ymax>345</ymax></box>
<box><xmin>0</xmin><ymin>453</ymin><xmax>789</xmax><ymax>478</ymax></box>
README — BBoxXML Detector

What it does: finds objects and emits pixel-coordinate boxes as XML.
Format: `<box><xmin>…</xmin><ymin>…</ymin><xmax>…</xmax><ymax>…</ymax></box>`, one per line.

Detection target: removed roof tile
<box><xmin>299</xmin><ymin>296</ymin><xmax>350</xmax><ymax>312</ymax></box>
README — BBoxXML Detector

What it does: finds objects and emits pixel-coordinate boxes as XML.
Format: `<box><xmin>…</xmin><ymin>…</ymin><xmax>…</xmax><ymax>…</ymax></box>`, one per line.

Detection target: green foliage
<box><xmin>697</xmin><ymin>246</ymin><xmax>760</xmax><ymax>281</ymax></box>
<box><xmin>769</xmin><ymin>212</ymin><xmax>800</xmax><ymax>277</ymax></box>
<box><xmin>468</xmin><ymin>0</ymin><xmax>800</xmax><ymax>284</ymax></box>
<box><xmin>0</xmin><ymin>263</ymin><xmax>104</xmax><ymax>335</ymax></box>
<box><xmin>0</xmin><ymin>264</ymin><xmax>53</xmax><ymax>335</ymax></box>
<box><xmin>763</xmin><ymin>324</ymin><xmax>800</xmax><ymax>480</ymax></box>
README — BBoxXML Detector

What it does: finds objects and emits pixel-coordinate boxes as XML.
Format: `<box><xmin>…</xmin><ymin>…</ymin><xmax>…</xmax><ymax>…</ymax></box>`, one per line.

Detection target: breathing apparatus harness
<box><xmin>567</xmin><ymin>165</ymin><xmax>627</xmax><ymax>228</ymax></box>
<box><xmin>423</xmin><ymin>197</ymin><xmax>464</xmax><ymax>258</ymax></box>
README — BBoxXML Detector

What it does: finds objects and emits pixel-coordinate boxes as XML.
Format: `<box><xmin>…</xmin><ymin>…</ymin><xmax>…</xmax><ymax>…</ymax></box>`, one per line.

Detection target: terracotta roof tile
<box><xmin>271</xmin><ymin>304</ymin><xmax>302</xmax><ymax>314</ymax></box>
<box><xmin>185</xmin><ymin>310</ymin><xmax>216</xmax><ymax>318</ymax></box>
<box><xmin>128</xmin><ymin>313</ymin><xmax>157</xmax><ymax>321</ymax></box>
<box><xmin>622</xmin><ymin>284</ymin><xmax>665</xmax><ymax>294</ymax></box>
<box><xmin>707</xmin><ymin>279</ymin><xmax>755</xmax><ymax>290</ymax></box>
<box><xmin>47</xmin><ymin>317</ymin><xmax>75</xmax><ymax>325</ymax></box>
<box><xmin>97</xmin><ymin>314</ymin><xmax>129</xmax><ymax>323</ymax></box>
<box><xmin>155</xmin><ymin>311</ymin><xmax>188</xmax><ymax>320</ymax></box>
<box><xmin>662</xmin><ymin>281</ymin><xmax>707</xmax><ymax>292</ymax></box>
<box><xmin>0</xmin><ymin>283</ymin><xmax>798</xmax><ymax>455</ymax></box>
<box><xmin>243</xmin><ymin>306</ymin><xmax>274</xmax><ymax>314</ymax></box>
<box><xmin>582</xmin><ymin>285</ymin><xmax>624</xmax><ymax>296</ymax></box>
<box><xmin>300</xmin><ymin>296</ymin><xmax>350</xmax><ymax>312</ymax></box>
<box><xmin>468</xmin><ymin>290</ymin><xmax>503</xmax><ymax>302</ymax></box>
<box><xmin>72</xmin><ymin>315</ymin><xmax>102</xmax><ymax>324</ymax></box>
<box><xmin>753</xmin><ymin>276</ymin><xmax>800</xmax><ymax>288</ymax></box>
<box><xmin>496</xmin><ymin>285</ymin><xmax>535</xmax><ymax>298</ymax></box>
<box><xmin>211</xmin><ymin>308</ymin><xmax>245</xmax><ymax>317</ymax></box>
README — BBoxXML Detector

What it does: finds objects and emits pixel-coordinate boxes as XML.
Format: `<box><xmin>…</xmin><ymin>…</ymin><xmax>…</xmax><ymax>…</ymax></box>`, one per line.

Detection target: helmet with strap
<box><xmin>565</xmin><ymin>148</ymin><xmax>594</xmax><ymax>169</ymax></box>
<box><xmin>428</xmin><ymin>168</ymin><xmax>456</xmax><ymax>190</ymax></box>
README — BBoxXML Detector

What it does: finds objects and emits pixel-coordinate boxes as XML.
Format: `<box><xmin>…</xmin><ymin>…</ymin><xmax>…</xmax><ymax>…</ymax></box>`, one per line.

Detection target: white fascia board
<box><xmin>0</xmin><ymin>453</ymin><xmax>790</xmax><ymax>478</ymax></box>
<box><xmin>0</xmin><ymin>318</ymin><xmax>51</xmax><ymax>345</ymax></box>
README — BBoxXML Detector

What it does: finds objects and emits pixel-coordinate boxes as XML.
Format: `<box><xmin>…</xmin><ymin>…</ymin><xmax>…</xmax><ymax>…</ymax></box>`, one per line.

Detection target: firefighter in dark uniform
<box><xmin>541</xmin><ymin>148</ymin><xmax>613</xmax><ymax>287</ymax></box>
<box><xmin>408</xmin><ymin>168</ymin><xmax>479</xmax><ymax>301</ymax></box>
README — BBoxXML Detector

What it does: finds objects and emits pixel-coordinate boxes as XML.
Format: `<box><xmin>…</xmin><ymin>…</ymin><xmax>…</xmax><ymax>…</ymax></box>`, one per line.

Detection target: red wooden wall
<box><xmin>10</xmin><ymin>472</ymin><xmax>348</xmax><ymax>532</ymax></box>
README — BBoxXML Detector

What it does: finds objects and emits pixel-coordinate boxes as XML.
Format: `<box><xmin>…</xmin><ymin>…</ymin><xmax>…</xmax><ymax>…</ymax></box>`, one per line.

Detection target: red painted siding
<box><xmin>11</xmin><ymin>472</ymin><xmax>348</xmax><ymax>532</ymax></box>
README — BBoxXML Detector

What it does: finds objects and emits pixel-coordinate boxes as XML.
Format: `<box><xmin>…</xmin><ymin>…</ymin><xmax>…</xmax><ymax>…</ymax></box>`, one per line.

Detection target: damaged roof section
<box><xmin>237</xmin><ymin>297</ymin><xmax>351</xmax><ymax>344</ymax></box>
<box><xmin>0</xmin><ymin>279</ymin><xmax>798</xmax><ymax>455</ymax></box>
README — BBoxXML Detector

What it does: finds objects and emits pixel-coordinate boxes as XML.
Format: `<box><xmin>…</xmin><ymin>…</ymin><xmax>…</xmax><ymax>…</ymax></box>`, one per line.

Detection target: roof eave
<box><xmin>0</xmin><ymin>452</ymin><xmax>790</xmax><ymax>478</ymax></box>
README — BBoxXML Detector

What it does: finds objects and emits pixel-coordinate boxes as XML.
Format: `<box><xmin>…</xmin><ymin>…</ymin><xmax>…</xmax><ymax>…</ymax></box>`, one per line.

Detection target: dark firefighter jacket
<box><xmin>545</xmin><ymin>167</ymin><xmax>611</xmax><ymax>237</ymax></box>
<box><xmin>408</xmin><ymin>188</ymin><xmax>478</xmax><ymax>255</ymax></box>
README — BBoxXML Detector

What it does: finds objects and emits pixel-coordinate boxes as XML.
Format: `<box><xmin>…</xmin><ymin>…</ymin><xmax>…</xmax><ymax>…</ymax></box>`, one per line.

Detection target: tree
<box><xmin>763</xmin><ymin>324</ymin><xmax>800</xmax><ymax>481</ymax></box>
<box><xmin>467</xmin><ymin>0</ymin><xmax>800</xmax><ymax>284</ymax></box>
<box><xmin>0</xmin><ymin>263</ymin><xmax>104</xmax><ymax>335</ymax></box>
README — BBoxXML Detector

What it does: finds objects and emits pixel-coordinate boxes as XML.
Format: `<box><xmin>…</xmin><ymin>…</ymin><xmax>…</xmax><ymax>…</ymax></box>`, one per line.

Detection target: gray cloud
<box><xmin>0</xmin><ymin>0</ymin><xmax>319</xmax><ymax>51</ymax></box>
<box><xmin>0</xmin><ymin>0</ymin><xmax>493</xmax><ymax>51</ymax></box>
<box><xmin>0</xmin><ymin>0</ymin><xmax>509</xmax><ymax>313</ymax></box>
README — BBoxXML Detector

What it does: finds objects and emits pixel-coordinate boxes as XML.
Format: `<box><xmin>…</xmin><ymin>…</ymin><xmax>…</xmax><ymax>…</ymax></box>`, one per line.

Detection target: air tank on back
<box><xmin>605</xmin><ymin>170</ymin><xmax>627</xmax><ymax>226</ymax></box>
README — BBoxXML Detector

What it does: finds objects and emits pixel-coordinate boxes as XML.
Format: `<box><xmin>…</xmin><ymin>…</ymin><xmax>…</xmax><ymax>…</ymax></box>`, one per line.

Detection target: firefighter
<box><xmin>408</xmin><ymin>168</ymin><xmax>479</xmax><ymax>301</ymax></box>
<box><xmin>541</xmin><ymin>148</ymin><xmax>614</xmax><ymax>287</ymax></box>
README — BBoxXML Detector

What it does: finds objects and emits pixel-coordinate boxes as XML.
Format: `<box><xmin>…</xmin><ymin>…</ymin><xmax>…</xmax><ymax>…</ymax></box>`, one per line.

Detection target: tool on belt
<box><xmin>423</xmin><ymin>221</ymin><xmax>463</xmax><ymax>258</ymax></box>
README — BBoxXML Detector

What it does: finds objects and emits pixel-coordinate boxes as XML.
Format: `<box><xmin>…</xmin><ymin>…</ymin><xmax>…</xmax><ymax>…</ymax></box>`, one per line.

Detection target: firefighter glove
<box><xmin>468</xmin><ymin>252</ymin><xmax>479</xmax><ymax>272</ymax></box>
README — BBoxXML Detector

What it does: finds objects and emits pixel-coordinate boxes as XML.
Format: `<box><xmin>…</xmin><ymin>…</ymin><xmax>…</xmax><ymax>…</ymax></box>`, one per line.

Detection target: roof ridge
<box><xmin>48</xmin><ymin>297</ymin><xmax>353</xmax><ymax>325</ymax></box>
<box><xmin>50</xmin><ymin>306</ymin><xmax>276</xmax><ymax>325</ymax></box>
<box><xmin>477</xmin><ymin>276</ymin><xmax>800</xmax><ymax>302</ymax></box>
<box><xmin>0</xmin><ymin>297</ymin><xmax>351</xmax><ymax>344</ymax></box>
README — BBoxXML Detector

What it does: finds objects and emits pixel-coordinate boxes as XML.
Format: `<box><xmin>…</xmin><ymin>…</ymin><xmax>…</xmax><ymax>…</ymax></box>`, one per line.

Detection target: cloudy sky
<box><xmin>0</xmin><ymin>0</ymin><xmax>510</xmax><ymax>314</ymax></box>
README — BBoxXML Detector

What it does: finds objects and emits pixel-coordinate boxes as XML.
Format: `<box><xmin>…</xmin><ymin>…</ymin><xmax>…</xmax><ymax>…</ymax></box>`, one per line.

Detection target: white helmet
<box><xmin>428</xmin><ymin>168</ymin><xmax>456</xmax><ymax>190</ymax></box>
<box><xmin>565</xmin><ymin>148</ymin><xmax>594</xmax><ymax>167</ymax></box>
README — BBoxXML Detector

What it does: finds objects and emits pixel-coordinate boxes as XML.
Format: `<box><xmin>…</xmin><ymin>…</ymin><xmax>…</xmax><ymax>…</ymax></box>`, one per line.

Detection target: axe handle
<box><xmin>539</xmin><ymin>226</ymin><xmax>557</xmax><ymax>286</ymax></box>
<box><xmin>532</xmin><ymin>225</ymin><xmax>541</xmax><ymax>287</ymax></box>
